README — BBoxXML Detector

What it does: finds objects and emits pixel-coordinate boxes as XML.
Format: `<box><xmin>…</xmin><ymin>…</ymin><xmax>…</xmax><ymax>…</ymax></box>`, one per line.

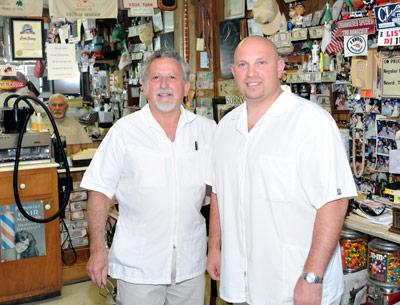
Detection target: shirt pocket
<box><xmin>179</xmin><ymin>150</ymin><xmax>205</xmax><ymax>187</ymax></box>
<box><xmin>124</xmin><ymin>147</ymin><xmax>167</xmax><ymax>188</ymax></box>
<box><xmin>257</xmin><ymin>155</ymin><xmax>296</xmax><ymax>203</ymax></box>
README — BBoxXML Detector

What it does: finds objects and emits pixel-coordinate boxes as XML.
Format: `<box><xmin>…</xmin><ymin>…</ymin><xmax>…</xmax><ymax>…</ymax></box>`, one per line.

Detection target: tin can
<box><xmin>340</xmin><ymin>228</ymin><xmax>368</xmax><ymax>273</ymax></box>
<box><xmin>368</xmin><ymin>238</ymin><xmax>400</xmax><ymax>287</ymax></box>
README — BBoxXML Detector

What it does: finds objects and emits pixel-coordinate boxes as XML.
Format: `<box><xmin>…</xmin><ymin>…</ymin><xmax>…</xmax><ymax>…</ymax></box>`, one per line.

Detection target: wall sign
<box><xmin>382</xmin><ymin>56</ymin><xmax>400</xmax><ymax>98</ymax></box>
<box><xmin>336</xmin><ymin>17</ymin><xmax>375</xmax><ymax>36</ymax></box>
<box><xmin>344</xmin><ymin>35</ymin><xmax>368</xmax><ymax>57</ymax></box>
<box><xmin>374</xmin><ymin>3</ymin><xmax>400</xmax><ymax>30</ymax></box>
<box><xmin>378</xmin><ymin>28</ymin><xmax>400</xmax><ymax>46</ymax></box>
<box><xmin>0</xmin><ymin>0</ymin><xmax>43</xmax><ymax>17</ymax></box>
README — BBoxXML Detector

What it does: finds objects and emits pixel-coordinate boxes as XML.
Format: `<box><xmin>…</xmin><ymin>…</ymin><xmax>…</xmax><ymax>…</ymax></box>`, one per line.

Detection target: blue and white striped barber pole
<box><xmin>0</xmin><ymin>210</ymin><xmax>16</xmax><ymax>250</ymax></box>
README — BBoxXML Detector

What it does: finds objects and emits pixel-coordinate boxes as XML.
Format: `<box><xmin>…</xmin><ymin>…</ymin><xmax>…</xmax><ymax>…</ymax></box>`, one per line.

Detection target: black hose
<box><xmin>12</xmin><ymin>95</ymin><xmax>71</xmax><ymax>223</ymax></box>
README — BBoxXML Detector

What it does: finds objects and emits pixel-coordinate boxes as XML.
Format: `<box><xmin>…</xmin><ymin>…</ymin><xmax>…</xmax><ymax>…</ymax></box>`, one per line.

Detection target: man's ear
<box><xmin>184</xmin><ymin>81</ymin><xmax>190</xmax><ymax>96</ymax></box>
<box><xmin>277</xmin><ymin>58</ymin><xmax>285</xmax><ymax>79</ymax></box>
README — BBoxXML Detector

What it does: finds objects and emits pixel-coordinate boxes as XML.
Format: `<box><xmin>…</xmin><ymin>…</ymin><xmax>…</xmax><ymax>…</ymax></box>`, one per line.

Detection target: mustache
<box><xmin>156</xmin><ymin>89</ymin><xmax>174</xmax><ymax>95</ymax></box>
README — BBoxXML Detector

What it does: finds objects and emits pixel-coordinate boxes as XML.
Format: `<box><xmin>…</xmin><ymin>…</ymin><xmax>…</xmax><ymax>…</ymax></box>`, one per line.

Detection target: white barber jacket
<box><xmin>213</xmin><ymin>86</ymin><xmax>357</xmax><ymax>305</ymax></box>
<box><xmin>81</xmin><ymin>104</ymin><xmax>216</xmax><ymax>284</ymax></box>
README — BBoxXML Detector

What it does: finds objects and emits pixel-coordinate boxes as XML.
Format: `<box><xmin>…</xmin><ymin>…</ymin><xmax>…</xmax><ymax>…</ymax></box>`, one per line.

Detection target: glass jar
<box><xmin>368</xmin><ymin>238</ymin><xmax>400</xmax><ymax>287</ymax></box>
<box><xmin>340</xmin><ymin>228</ymin><xmax>368</xmax><ymax>273</ymax></box>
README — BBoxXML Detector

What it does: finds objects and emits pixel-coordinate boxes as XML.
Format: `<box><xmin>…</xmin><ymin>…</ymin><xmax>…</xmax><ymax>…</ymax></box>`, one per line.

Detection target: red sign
<box><xmin>336</xmin><ymin>17</ymin><xmax>376</xmax><ymax>36</ymax></box>
<box><xmin>0</xmin><ymin>80</ymin><xmax>26</xmax><ymax>91</ymax></box>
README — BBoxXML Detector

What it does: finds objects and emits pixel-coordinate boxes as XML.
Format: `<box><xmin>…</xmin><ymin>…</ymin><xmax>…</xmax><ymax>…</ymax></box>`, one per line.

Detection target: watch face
<box><xmin>306</xmin><ymin>273</ymin><xmax>316</xmax><ymax>282</ymax></box>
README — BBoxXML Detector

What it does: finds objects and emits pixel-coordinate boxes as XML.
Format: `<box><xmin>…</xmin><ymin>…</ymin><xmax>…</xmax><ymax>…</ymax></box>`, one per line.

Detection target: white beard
<box><xmin>154</xmin><ymin>100</ymin><xmax>178</xmax><ymax>112</ymax></box>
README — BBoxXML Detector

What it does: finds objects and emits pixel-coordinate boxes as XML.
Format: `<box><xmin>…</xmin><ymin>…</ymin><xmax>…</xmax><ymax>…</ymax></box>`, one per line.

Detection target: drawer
<box><xmin>0</xmin><ymin>171</ymin><xmax>54</xmax><ymax>201</ymax></box>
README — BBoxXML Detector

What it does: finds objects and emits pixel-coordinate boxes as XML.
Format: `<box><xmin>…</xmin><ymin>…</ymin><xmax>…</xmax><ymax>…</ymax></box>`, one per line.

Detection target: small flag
<box><xmin>326</xmin><ymin>24</ymin><xmax>344</xmax><ymax>55</ymax></box>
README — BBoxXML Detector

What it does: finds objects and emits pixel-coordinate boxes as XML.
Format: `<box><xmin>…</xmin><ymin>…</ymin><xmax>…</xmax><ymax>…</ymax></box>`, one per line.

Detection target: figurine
<box><xmin>291</xmin><ymin>2</ymin><xmax>305</xmax><ymax>27</ymax></box>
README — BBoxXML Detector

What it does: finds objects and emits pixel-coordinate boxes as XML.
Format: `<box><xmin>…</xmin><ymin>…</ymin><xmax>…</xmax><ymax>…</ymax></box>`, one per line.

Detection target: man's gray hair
<box><xmin>140</xmin><ymin>49</ymin><xmax>190</xmax><ymax>83</ymax></box>
<box><xmin>49</xmin><ymin>93</ymin><xmax>67</xmax><ymax>105</ymax></box>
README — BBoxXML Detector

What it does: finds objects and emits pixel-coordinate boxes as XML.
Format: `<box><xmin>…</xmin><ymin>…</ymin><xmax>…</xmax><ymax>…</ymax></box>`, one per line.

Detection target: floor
<box><xmin>23</xmin><ymin>275</ymin><xmax>230</xmax><ymax>305</ymax></box>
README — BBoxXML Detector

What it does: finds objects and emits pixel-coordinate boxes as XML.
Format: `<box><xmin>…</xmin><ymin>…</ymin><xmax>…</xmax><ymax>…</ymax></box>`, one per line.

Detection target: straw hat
<box><xmin>253</xmin><ymin>0</ymin><xmax>285</xmax><ymax>36</ymax></box>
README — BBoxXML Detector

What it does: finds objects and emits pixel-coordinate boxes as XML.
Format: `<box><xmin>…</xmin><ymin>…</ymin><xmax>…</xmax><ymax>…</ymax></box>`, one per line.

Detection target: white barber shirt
<box><xmin>213</xmin><ymin>86</ymin><xmax>357</xmax><ymax>305</ymax></box>
<box><xmin>81</xmin><ymin>104</ymin><xmax>216</xmax><ymax>284</ymax></box>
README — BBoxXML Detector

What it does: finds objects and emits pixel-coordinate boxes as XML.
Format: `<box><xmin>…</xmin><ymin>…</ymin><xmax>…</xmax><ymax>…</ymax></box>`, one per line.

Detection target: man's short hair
<box><xmin>140</xmin><ymin>49</ymin><xmax>190</xmax><ymax>84</ymax></box>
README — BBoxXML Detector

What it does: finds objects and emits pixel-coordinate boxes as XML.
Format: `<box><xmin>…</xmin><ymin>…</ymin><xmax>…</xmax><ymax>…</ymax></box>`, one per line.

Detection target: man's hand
<box><xmin>293</xmin><ymin>277</ymin><xmax>322</xmax><ymax>305</ymax></box>
<box><xmin>207</xmin><ymin>248</ymin><xmax>221</xmax><ymax>280</ymax></box>
<box><xmin>86</xmin><ymin>248</ymin><xmax>108</xmax><ymax>288</ymax></box>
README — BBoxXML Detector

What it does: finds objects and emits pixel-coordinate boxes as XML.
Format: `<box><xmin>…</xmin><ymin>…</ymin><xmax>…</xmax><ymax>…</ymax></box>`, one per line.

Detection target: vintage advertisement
<box><xmin>49</xmin><ymin>0</ymin><xmax>117</xmax><ymax>19</ymax></box>
<box><xmin>0</xmin><ymin>201</ymin><xmax>46</xmax><ymax>262</ymax></box>
<box><xmin>0</xmin><ymin>0</ymin><xmax>43</xmax><ymax>17</ymax></box>
<box><xmin>381</xmin><ymin>56</ymin><xmax>400</xmax><ymax>97</ymax></box>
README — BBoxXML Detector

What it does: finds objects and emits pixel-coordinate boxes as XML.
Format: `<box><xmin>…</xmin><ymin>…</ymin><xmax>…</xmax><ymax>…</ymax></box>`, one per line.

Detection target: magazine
<box><xmin>0</xmin><ymin>201</ymin><xmax>46</xmax><ymax>262</ymax></box>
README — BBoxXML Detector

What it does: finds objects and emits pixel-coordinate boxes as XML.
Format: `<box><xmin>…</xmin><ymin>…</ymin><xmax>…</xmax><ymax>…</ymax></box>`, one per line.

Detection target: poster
<box><xmin>381</xmin><ymin>56</ymin><xmax>400</xmax><ymax>98</ymax></box>
<box><xmin>49</xmin><ymin>0</ymin><xmax>117</xmax><ymax>19</ymax></box>
<box><xmin>47</xmin><ymin>44</ymin><xmax>80</xmax><ymax>80</ymax></box>
<box><xmin>0</xmin><ymin>201</ymin><xmax>46</xmax><ymax>262</ymax></box>
<box><xmin>0</xmin><ymin>0</ymin><xmax>43</xmax><ymax>17</ymax></box>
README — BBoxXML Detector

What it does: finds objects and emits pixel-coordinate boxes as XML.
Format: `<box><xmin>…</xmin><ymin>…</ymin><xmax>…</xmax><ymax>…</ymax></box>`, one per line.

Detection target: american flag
<box><xmin>326</xmin><ymin>24</ymin><xmax>344</xmax><ymax>55</ymax></box>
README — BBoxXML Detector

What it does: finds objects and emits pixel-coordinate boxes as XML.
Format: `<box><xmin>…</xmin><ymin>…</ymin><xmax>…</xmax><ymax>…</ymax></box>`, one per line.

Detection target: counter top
<box><xmin>57</xmin><ymin>166</ymin><xmax>88</xmax><ymax>173</ymax></box>
<box><xmin>0</xmin><ymin>161</ymin><xmax>58</xmax><ymax>172</ymax></box>
<box><xmin>344</xmin><ymin>213</ymin><xmax>400</xmax><ymax>244</ymax></box>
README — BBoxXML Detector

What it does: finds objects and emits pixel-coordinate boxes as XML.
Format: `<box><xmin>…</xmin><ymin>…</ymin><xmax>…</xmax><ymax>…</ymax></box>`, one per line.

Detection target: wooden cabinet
<box><xmin>0</xmin><ymin>165</ymin><xmax>62</xmax><ymax>304</ymax></box>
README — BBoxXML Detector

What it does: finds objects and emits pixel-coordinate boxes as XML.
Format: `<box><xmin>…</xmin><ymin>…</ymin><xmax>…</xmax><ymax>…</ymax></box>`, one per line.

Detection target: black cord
<box><xmin>12</xmin><ymin>95</ymin><xmax>72</xmax><ymax>223</ymax></box>
<box><xmin>60</xmin><ymin>217</ymin><xmax>77</xmax><ymax>265</ymax></box>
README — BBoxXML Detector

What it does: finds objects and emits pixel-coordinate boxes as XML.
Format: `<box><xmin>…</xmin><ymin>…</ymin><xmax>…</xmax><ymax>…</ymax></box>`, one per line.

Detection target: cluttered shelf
<box><xmin>344</xmin><ymin>214</ymin><xmax>400</xmax><ymax>244</ymax></box>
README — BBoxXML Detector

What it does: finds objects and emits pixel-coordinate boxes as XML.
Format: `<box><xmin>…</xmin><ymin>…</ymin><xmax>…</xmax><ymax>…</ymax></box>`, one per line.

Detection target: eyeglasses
<box><xmin>358</xmin><ymin>200</ymin><xmax>386</xmax><ymax>217</ymax></box>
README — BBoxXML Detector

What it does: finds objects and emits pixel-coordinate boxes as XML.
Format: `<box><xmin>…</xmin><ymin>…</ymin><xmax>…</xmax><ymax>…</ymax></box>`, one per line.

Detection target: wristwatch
<box><xmin>301</xmin><ymin>272</ymin><xmax>323</xmax><ymax>284</ymax></box>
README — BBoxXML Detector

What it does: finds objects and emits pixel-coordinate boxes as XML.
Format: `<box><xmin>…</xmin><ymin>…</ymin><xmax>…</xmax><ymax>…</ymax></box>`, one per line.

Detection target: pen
<box><xmin>195</xmin><ymin>141</ymin><xmax>198</xmax><ymax>151</ymax></box>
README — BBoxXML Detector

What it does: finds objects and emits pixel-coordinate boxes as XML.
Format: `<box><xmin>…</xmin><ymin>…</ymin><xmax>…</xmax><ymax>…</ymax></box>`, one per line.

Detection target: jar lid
<box><xmin>368</xmin><ymin>238</ymin><xmax>400</xmax><ymax>252</ymax></box>
<box><xmin>340</xmin><ymin>228</ymin><xmax>368</xmax><ymax>239</ymax></box>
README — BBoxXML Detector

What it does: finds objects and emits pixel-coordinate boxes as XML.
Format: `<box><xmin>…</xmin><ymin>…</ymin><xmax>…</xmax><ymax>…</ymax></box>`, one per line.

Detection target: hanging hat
<box><xmin>253</xmin><ymin>0</ymin><xmax>285</xmax><ymax>36</ymax></box>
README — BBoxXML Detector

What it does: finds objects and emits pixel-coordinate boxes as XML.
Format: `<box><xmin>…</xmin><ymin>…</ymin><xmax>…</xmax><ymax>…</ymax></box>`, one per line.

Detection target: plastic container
<box><xmin>368</xmin><ymin>238</ymin><xmax>400</xmax><ymax>287</ymax></box>
<box><xmin>340</xmin><ymin>228</ymin><xmax>368</xmax><ymax>273</ymax></box>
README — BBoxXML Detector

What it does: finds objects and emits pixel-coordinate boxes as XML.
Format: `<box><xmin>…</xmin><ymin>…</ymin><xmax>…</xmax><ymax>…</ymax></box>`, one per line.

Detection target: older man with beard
<box><xmin>81</xmin><ymin>49</ymin><xmax>216</xmax><ymax>305</ymax></box>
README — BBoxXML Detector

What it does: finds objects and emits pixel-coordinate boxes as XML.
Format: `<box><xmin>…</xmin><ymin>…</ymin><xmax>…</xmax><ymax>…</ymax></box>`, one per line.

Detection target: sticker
<box><xmin>344</xmin><ymin>35</ymin><xmax>368</xmax><ymax>57</ymax></box>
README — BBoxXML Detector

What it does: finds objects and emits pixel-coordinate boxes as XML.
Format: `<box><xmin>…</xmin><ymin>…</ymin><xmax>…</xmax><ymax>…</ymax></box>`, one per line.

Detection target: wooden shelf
<box><xmin>344</xmin><ymin>214</ymin><xmax>400</xmax><ymax>244</ymax></box>
<box><xmin>62</xmin><ymin>246</ymin><xmax>90</xmax><ymax>284</ymax></box>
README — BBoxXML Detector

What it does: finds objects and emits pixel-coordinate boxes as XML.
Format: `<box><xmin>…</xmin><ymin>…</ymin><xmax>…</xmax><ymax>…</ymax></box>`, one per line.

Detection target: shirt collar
<box><xmin>141</xmin><ymin>103</ymin><xmax>196</xmax><ymax>129</ymax></box>
<box><xmin>233</xmin><ymin>85</ymin><xmax>293</xmax><ymax>134</ymax></box>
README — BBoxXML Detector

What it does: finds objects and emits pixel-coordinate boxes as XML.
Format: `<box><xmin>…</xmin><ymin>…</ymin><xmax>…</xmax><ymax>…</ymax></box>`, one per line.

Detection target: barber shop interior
<box><xmin>1</xmin><ymin>0</ymin><xmax>400</xmax><ymax>304</ymax></box>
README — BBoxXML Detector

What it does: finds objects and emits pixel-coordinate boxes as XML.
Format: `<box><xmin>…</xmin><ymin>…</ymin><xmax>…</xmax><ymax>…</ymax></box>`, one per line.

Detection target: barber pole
<box><xmin>0</xmin><ymin>210</ymin><xmax>16</xmax><ymax>250</ymax></box>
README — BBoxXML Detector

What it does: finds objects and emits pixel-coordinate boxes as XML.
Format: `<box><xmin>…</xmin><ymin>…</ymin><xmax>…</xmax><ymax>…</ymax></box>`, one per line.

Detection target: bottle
<box><xmin>31</xmin><ymin>113</ymin><xmax>38</xmax><ymax>131</ymax></box>
<box><xmin>36</xmin><ymin>113</ymin><xmax>43</xmax><ymax>132</ymax></box>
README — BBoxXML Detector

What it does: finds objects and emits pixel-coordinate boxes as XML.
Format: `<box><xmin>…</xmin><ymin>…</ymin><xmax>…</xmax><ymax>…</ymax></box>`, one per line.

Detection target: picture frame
<box><xmin>212</xmin><ymin>97</ymin><xmax>235</xmax><ymax>123</ymax></box>
<box><xmin>224</xmin><ymin>0</ymin><xmax>245</xmax><ymax>19</ymax></box>
<box><xmin>10</xmin><ymin>18</ymin><xmax>44</xmax><ymax>60</ymax></box>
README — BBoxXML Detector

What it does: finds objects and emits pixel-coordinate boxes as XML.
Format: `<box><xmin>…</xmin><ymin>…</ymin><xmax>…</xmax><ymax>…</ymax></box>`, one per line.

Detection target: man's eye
<box><xmin>152</xmin><ymin>76</ymin><xmax>159</xmax><ymax>80</ymax></box>
<box><xmin>237</xmin><ymin>63</ymin><xmax>246</xmax><ymax>68</ymax></box>
<box><xmin>257</xmin><ymin>60</ymin><xmax>267</xmax><ymax>65</ymax></box>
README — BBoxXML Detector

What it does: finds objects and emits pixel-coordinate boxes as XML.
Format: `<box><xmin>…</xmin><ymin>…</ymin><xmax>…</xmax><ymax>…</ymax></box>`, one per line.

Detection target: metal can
<box><xmin>340</xmin><ymin>228</ymin><xmax>368</xmax><ymax>273</ymax></box>
<box><xmin>368</xmin><ymin>238</ymin><xmax>400</xmax><ymax>287</ymax></box>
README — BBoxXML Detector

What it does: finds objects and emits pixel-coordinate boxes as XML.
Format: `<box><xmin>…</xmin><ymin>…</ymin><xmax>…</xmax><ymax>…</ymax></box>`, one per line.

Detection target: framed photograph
<box><xmin>212</xmin><ymin>97</ymin><xmax>235</xmax><ymax>123</ymax></box>
<box><xmin>333</xmin><ymin>82</ymin><xmax>350</xmax><ymax>111</ymax></box>
<box><xmin>224</xmin><ymin>0</ymin><xmax>245</xmax><ymax>19</ymax></box>
<box><xmin>219</xmin><ymin>19</ymin><xmax>241</xmax><ymax>78</ymax></box>
<box><xmin>10</xmin><ymin>18</ymin><xmax>44</xmax><ymax>60</ymax></box>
